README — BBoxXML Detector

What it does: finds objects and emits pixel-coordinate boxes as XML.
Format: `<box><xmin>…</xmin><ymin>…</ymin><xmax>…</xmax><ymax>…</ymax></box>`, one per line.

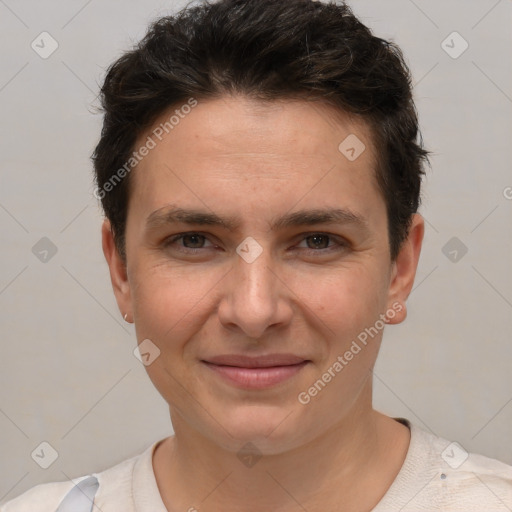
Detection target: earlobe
<box><xmin>101</xmin><ymin>219</ymin><xmax>132</xmax><ymax>318</ymax></box>
<box><xmin>385</xmin><ymin>213</ymin><xmax>424</xmax><ymax>325</ymax></box>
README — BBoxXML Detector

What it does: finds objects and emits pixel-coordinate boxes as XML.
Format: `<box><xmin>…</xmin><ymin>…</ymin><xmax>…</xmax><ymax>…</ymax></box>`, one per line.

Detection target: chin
<box><xmin>209</xmin><ymin>405</ymin><xmax>305</xmax><ymax>453</ymax></box>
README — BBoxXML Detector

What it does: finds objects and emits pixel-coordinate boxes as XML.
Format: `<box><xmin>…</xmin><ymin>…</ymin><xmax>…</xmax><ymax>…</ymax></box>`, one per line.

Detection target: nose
<box><xmin>217</xmin><ymin>240</ymin><xmax>293</xmax><ymax>339</ymax></box>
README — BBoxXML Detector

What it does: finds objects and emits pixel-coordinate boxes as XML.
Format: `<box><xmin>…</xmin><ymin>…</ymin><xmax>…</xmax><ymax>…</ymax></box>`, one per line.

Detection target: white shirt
<box><xmin>2</xmin><ymin>418</ymin><xmax>511</xmax><ymax>511</ymax></box>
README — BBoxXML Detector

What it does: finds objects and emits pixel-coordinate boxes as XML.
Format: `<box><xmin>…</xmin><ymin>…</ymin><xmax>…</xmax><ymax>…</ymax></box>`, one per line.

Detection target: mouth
<box><xmin>201</xmin><ymin>354</ymin><xmax>310</xmax><ymax>389</ymax></box>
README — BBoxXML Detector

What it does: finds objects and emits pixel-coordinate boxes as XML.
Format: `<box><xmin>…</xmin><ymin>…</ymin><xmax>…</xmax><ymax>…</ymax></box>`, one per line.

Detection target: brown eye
<box><xmin>305</xmin><ymin>234</ymin><xmax>330</xmax><ymax>249</ymax></box>
<box><xmin>163</xmin><ymin>232</ymin><xmax>215</xmax><ymax>253</ymax></box>
<box><xmin>181</xmin><ymin>233</ymin><xmax>206</xmax><ymax>248</ymax></box>
<box><xmin>295</xmin><ymin>233</ymin><xmax>348</xmax><ymax>255</ymax></box>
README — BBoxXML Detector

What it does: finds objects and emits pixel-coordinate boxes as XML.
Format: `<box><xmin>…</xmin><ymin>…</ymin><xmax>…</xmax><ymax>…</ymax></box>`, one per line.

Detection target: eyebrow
<box><xmin>145</xmin><ymin>205</ymin><xmax>370</xmax><ymax>234</ymax></box>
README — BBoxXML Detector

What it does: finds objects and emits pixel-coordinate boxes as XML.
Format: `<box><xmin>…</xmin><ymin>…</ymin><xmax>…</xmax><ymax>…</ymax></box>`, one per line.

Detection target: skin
<box><xmin>102</xmin><ymin>95</ymin><xmax>424</xmax><ymax>511</ymax></box>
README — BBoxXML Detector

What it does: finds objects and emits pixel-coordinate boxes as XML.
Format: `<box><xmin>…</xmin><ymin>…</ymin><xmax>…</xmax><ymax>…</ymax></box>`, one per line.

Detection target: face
<box><xmin>103</xmin><ymin>95</ymin><xmax>423</xmax><ymax>454</ymax></box>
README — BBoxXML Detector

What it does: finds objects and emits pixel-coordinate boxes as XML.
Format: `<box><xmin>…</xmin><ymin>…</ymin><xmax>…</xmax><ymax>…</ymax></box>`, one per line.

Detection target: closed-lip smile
<box><xmin>201</xmin><ymin>353</ymin><xmax>310</xmax><ymax>389</ymax></box>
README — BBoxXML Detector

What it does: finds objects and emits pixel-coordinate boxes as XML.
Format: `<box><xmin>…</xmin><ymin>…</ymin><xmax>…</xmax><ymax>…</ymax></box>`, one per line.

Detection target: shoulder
<box><xmin>0</xmin><ymin>443</ymin><xmax>154</xmax><ymax>512</ymax></box>
<box><xmin>411</xmin><ymin>421</ymin><xmax>512</xmax><ymax>510</ymax></box>
<box><xmin>374</xmin><ymin>418</ymin><xmax>512</xmax><ymax>511</ymax></box>
<box><xmin>438</xmin><ymin>445</ymin><xmax>512</xmax><ymax>510</ymax></box>
<box><xmin>0</xmin><ymin>480</ymin><xmax>76</xmax><ymax>512</ymax></box>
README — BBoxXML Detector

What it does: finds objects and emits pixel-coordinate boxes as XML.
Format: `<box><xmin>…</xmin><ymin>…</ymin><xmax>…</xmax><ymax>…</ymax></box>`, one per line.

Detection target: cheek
<box><xmin>131</xmin><ymin>282</ymin><xmax>190</xmax><ymax>384</ymax></box>
<box><xmin>129</xmin><ymin>265</ymin><xmax>212</xmax><ymax>405</ymax></box>
<box><xmin>131</xmin><ymin>263</ymin><xmax>218</xmax><ymax>337</ymax></box>
<box><xmin>297</xmin><ymin>271</ymin><xmax>385</xmax><ymax>414</ymax></box>
<box><xmin>305</xmin><ymin>265</ymin><xmax>384</xmax><ymax>331</ymax></box>
<box><xmin>301</xmin><ymin>265</ymin><xmax>388</xmax><ymax>383</ymax></box>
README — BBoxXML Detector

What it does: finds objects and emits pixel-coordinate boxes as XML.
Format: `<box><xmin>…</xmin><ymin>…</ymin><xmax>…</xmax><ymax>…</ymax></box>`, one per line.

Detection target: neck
<box><xmin>153</xmin><ymin>398</ymin><xmax>410</xmax><ymax>511</ymax></box>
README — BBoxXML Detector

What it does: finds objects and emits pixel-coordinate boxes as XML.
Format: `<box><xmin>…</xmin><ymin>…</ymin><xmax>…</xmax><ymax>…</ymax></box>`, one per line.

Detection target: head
<box><xmin>97</xmin><ymin>0</ymin><xmax>428</xmax><ymax>453</ymax></box>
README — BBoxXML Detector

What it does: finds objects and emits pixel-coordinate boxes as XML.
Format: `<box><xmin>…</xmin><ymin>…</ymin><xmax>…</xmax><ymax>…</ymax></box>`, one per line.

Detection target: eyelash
<box><xmin>163</xmin><ymin>232</ymin><xmax>348</xmax><ymax>256</ymax></box>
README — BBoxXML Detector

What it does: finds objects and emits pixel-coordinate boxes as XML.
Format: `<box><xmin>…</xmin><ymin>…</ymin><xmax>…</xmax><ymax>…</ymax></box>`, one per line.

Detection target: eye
<box><xmin>295</xmin><ymin>233</ymin><xmax>348</xmax><ymax>254</ymax></box>
<box><xmin>163</xmin><ymin>232</ymin><xmax>216</xmax><ymax>254</ymax></box>
<box><xmin>162</xmin><ymin>231</ymin><xmax>348</xmax><ymax>256</ymax></box>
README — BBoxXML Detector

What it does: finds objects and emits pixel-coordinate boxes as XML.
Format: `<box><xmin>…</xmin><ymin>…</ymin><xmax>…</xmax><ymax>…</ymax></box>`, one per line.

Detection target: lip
<box><xmin>203</xmin><ymin>353</ymin><xmax>308</xmax><ymax>368</ymax></box>
<box><xmin>201</xmin><ymin>354</ymin><xmax>310</xmax><ymax>389</ymax></box>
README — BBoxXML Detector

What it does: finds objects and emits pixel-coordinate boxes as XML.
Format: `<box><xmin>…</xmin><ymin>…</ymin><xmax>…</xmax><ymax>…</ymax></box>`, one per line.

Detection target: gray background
<box><xmin>1</xmin><ymin>0</ymin><xmax>511</xmax><ymax>503</ymax></box>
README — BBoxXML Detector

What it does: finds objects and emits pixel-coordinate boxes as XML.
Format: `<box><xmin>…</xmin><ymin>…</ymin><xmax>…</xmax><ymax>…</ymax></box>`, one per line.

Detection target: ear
<box><xmin>385</xmin><ymin>213</ymin><xmax>424</xmax><ymax>324</ymax></box>
<box><xmin>101</xmin><ymin>219</ymin><xmax>132</xmax><ymax>322</ymax></box>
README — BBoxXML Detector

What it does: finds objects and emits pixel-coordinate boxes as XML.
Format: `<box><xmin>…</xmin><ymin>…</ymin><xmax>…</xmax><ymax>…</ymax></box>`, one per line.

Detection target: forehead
<box><xmin>141</xmin><ymin>96</ymin><xmax>374</xmax><ymax>162</ymax></box>
<box><xmin>128</xmin><ymin>96</ymin><xmax>382</xmax><ymax>224</ymax></box>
